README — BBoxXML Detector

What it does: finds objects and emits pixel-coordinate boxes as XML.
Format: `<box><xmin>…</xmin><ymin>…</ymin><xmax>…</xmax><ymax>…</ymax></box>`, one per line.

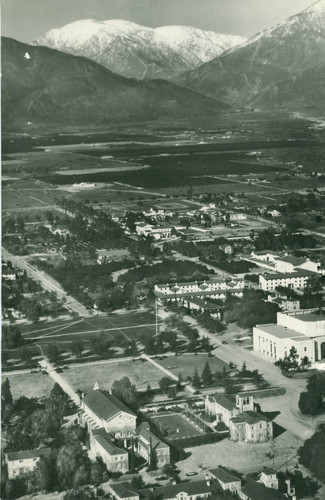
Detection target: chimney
<box><xmin>205</xmin><ymin>473</ymin><xmax>211</xmax><ymax>487</ymax></box>
<box><xmin>94</xmin><ymin>382</ymin><xmax>99</xmax><ymax>391</ymax></box>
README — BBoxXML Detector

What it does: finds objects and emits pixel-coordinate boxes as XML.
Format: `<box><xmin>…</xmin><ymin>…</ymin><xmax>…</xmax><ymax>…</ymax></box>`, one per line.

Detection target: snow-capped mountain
<box><xmin>32</xmin><ymin>19</ymin><xmax>245</xmax><ymax>80</ymax></box>
<box><xmin>175</xmin><ymin>0</ymin><xmax>325</xmax><ymax>109</ymax></box>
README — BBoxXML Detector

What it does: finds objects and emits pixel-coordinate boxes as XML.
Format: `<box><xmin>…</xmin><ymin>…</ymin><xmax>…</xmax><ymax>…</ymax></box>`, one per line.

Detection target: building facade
<box><xmin>89</xmin><ymin>429</ymin><xmax>129</xmax><ymax>472</ymax></box>
<box><xmin>137</xmin><ymin>423</ymin><xmax>170</xmax><ymax>468</ymax></box>
<box><xmin>6</xmin><ymin>448</ymin><xmax>52</xmax><ymax>479</ymax></box>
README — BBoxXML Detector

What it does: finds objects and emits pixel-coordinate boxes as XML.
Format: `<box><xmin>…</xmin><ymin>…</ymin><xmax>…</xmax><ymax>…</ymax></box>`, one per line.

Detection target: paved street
<box><xmin>2</xmin><ymin>247</ymin><xmax>91</xmax><ymax>317</ymax></box>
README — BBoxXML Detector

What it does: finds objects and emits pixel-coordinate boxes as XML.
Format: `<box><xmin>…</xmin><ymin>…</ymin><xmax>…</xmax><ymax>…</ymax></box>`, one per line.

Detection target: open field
<box><xmin>177</xmin><ymin>430</ymin><xmax>303</xmax><ymax>474</ymax></box>
<box><xmin>150</xmin><ymin>412</ymin><xmax>203</xmax><ymax>439</ymax></box>
<box><xmin>2</xmin><ymin>372</ymin><xmax>54</xmax><ymax>399</ymax></box>
<box><xmin>60</xmin><ymin>358</ymin><xmax>163</xmax><ymax>392</ymax></box>
<box><xmin>155</xmin><ymin>353</ymin><xmax>228</xmax><ymax>379</ymax></box>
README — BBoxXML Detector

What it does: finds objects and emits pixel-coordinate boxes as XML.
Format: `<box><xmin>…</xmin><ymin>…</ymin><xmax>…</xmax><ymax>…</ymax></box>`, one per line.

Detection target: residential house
<box><xmin>6</xmin><ymin>448</ymin><xmax>52</xmax><ymax>479</ymax></box>
<box><xmin>219</xmin><ymin>244</ymin><xmax>233</xmax><ymax>255</ymax></box>
<box><xmin>205</xmin><ymin>393</ymin><xmax>273</xmax><ymax>443</ymax></box>
<box><xmin>136</xmin><ymin>422</ymin><xmax>170</xmax><ymax>468</ymax></box>
<box><xmin>89</xmin><ymin>428</ymin><xmax>129</xmax><ymax>472</ymax></box>
<box><xmin>209</xmin><ymin>467</ymin><xmax>241</xmax><ymax>492</ymax></box>
<box><xmin>107</xmin><ymin>482</ymin><xmax>139</xmax><ymax>500</ymax></box>
<box><xmin>2</xmin><ymin>266</ymin><xmax>17</xmax><ymax>280</ymax></box>
<box><xmin>80</xmin><ymin>386</ymin><xmax>137</xmax><ymax>441</ymax></box>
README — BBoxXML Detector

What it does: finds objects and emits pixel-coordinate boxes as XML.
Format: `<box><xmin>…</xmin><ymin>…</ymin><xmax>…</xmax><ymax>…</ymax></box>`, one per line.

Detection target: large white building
<box><xmin>253</xmin><ymin>309</ymin><xmax>325</xmax><ymax>363</ymax></box>
<box><xmin>259</xmin><ymin>270</ymin><xmax>316</xmax><ymax>291</ymax></box>
<box><xmin>155</xmin><ymin>277</ymin><xmax>246</xmax><ymax>302</ymax></box>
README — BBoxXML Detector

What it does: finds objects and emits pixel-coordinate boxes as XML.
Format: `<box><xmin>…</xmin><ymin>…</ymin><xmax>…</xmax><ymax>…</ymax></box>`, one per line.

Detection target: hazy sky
<box><xmin>2</xmin><ymin>0</ymin><xmax>316</xmax><ymax>42</ymax></box>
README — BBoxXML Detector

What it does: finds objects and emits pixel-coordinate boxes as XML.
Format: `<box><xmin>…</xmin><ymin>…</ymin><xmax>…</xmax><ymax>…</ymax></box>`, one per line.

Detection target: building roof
<box><xmin>93</xmin><ymin>429</ymin><xmax>128</xmax><ymax>456</ymax></box>
<box><xmin>186</xmin><ymin>297</ymin><xmax>220</xmax><ymax>310</ymax></box>
<box><xmin>137</xmin><ymin>423</ymin><xmax>168</xmax><ymax>450</ymax></box>
<box><xmin>6</xmin><ymin>448</ymin><xmax>52</xmax><ymax>462</ymax></box>
<box><xmin>139</xmin><ymin>479</ymin><xmax>219</xmax><ymax>500</ymax></box>
<box><xmin>261</xmin><ymin>270</ymin><xmax>316</xmax><ymax>280</ymax></box>
<box><xmin>83</xmin><ymin>389</ymin><xmax>135</xmax><ymax>421</ymax></box>
<box><xmin>208</xmin><ymin>393</ymin><xmax>237</xmax><ymax>412</ymax></box>
<box><xmin>277</xmin><ymin>255</ymin><xmax>306</xmax><ymax>266</ymax></box>
<box><xmin>291</xmin><ymin>311</ymin><xmax>325</xmax><ymax>323</ymax></box>
<box><xmin>209</xmin><ymin>466</ymin><xmax>241</xmax><ymax>484</ymax></box>
<box><xmin>110</xmin><ymin>482</ymin><xmax>139</xmax><ymax>499</ymax></box>
<box><xmin>254</xmin><ymin>323</ymin><xmax>306</xmax><ymax>340</ymax></box>
<box><xmin>241</xmin><ymin>478</ymin><xmax>287</xmax><ymax>500</ymax></box>
<box><xmin>230</xmin><ymin>411</ymin><xmax>270</xmax><ymax>425</ymax></box>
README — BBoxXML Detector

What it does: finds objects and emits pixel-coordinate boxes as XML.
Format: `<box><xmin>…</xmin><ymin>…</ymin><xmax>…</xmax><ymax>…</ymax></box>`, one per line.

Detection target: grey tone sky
<box><xmin>2</xmin><ymin>0</ymin><xmax>316</xmax><ymax>42</ymax></box>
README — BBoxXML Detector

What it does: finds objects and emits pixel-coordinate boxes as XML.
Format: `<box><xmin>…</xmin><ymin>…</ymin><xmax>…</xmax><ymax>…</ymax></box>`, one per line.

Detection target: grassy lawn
<box><xmin>61</xmin><ymin>358</ymin><xmax>163</xmax><ymax>392</ymax></box>
<box><xmin>156</xmin><ymin>353</ymin><xmax>228</xmax><ymax>379</ymax></box>
<box><xmin>150</xmin><ymin>413</ymin><xmax>202</xmax><ymax>439</ymax></box>
<box><xmin>2</xmin><ymin>372</ymin><xmax>54</xmax><ymax>399</ymax></box>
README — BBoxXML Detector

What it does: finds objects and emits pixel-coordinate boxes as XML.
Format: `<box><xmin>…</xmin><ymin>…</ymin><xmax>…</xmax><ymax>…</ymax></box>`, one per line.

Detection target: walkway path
<box><xmin>142</xmin><ymin>353</ymin><xmax>196</xmax><ymax>394</ymax></box>
<box><xmin>38</xmin><ymin>359</ymin><xmax>80</xmax><ymax>406</ymax></box>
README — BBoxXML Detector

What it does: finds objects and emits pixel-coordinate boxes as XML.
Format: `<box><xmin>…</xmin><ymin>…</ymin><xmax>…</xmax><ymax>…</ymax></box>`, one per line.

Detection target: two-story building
<box><xmin>136</xmin><ymin>422</ymin><xmax>170</xmax><ymax>468</ymax></box>
<box><xmin>89</xmin><ymin>428</ymin><xmax>129</xmax><ymax>472</ymax></box>
<box><xmin>209</xmin><ymin>467</ymin><xmax>241</xmax><ymax>492</ymax></box>
<box><xmin>6</xmin><ymin>448</ymin><xmax>52</xmax><ymax>479</ymax></box>
<box><xmin>205</xmin><ymin>393</ymin><xmax>273</xmax><ymax>443</ymax></box>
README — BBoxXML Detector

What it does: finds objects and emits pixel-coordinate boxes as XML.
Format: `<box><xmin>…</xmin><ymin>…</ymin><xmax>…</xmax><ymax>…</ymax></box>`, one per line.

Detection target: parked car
<box><xmin>186</xmin><ymin>472</ymin><xmax>198</xmax><ymax>477</ymax></box>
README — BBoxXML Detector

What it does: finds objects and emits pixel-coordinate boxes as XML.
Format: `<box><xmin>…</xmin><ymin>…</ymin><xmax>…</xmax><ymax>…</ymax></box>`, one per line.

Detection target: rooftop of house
<box><xmin>6</xmin><ymin>448</ymin><xmax>52</xmax><ymax>462</ymax></box>
<box><xmin>83</xmin><ymin>389</ymin><xmax>135</xmax><ymax>421</ymax></box>
<box><xmin>109</xmin><ymin>482</ymin><xmax>138</xmax><ymax>499</ymax></box>
<box><xmin>139</xmin><ymin>479</ymin><xmax>220</xmax><ymax>500</ymax></box>
<box><xmin>254</xmin><ymin>323</ymin><xmax>306</xmax><ymax>340</ymax></box>
<box><xmin>186</xmin><ymin>297</ymin><xmax>220</xmax><ymax>310</ymax></box>
<box><xmin>277</xmin><ymin>255</ymin><xmax>306</xmax><ymax>266</ymax></box>
<box><xmin>207</xmin><ymin>393</ymin><xmax>237</xmax><ymax>412</ymax></box>
<box><xmin>241</xmin><ymin>478</ymin><xmax>287</xmax><ymax>500</ymax></box>
<box><xmin>92</xmin><ymin>429</ymin><xmax>128</xmax><ymax>456</ymax></box>
<box><xmin>137</xmin><ymin>423</ymin><xmax>168</xmax><ymax>450</ymax></box>
<box><xmin>230</xmin><ymin>411</ymin><xmax>270</xmax><ymax>425</ymax></box>
<box><xmin>209</xmin><ymin>466</ymin><xmax>241</xmax><ymax>484</ymax></box>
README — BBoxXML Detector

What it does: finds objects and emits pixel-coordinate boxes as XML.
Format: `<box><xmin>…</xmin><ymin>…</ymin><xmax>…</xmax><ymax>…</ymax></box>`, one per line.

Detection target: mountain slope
<box><xmin>2</xmin><ymin>37</ymin><xmax>228</xmax><ymax>131</ymax></box>
<box><xmin>254</xmin><ymin>63</ymin><xmax>325</xmax><ymax>114</ymax></box>
<box><xmin>33</xmin><ymin>19</ymin><xmax>245</xmax><ymax>80</ymax></box>
<box><xmin>175</xmin><ymin>0</ymin><xmax>325</xmax><ymax>108</ymax></box>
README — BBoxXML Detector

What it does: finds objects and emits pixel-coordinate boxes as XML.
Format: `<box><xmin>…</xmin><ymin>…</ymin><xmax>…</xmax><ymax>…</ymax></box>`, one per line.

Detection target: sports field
<box><xmin>150</xmin><ymin>412</ymin><xmax>202</xmax><ymax>439</ymax></box>
<box><xmin>156</xmin><ymin>353</ymin><xmax>228</xmax><ymax>379</ymax></box>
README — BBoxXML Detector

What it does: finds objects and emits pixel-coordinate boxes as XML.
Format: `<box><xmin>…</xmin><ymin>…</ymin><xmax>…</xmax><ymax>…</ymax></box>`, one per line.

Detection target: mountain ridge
<box><xmin>2</xmin><ymin>36</ymin><xmax>229</xmax><ymax>131</ymax></box>
<box><xmin>33</xmin><ymin>19</ymin><xmax>245</xmax><ymax>80</ymax></box>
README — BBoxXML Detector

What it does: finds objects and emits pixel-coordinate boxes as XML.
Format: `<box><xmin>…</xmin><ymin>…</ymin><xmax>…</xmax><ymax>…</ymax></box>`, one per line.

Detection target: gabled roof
<box><xmin>208</xmin><ymin>393</ymin><xmax>237</xmax><ymax>412</ymax></box>
<box><xmin>6</xmin><ymin>448</ymin><xmax>52</xmax><ymax>462</ymax></box>
<box><xmin>137</xmin><ymin>422</ymin><xmax>168</xmax><ymax>450</ymax></box>
<box><xmin>139</xmin><ymin>479</ymin><xmax>220</xmax><ymax>499</ymax></box>
<box><xmin>83</xmin><ymin>389</ymin><xmax>135</xmax><ymax>421</ymax></box>
<box><xmin>230</xmin><ymin>411</ymin><xmax>270</xmax><ymax>425</ymax></box>
<box><xmin>92</xmin><ymin>428</ymin><xmax>128</xmax><ymax>456</ymax></box>
<box><xmin>241</xmin><ymin>478</ymin><xmax>287</xmax><ymax>500</ymax></box>
<box><xmin>110</xmin><ymin>482</ymin><xmax>139</xmax><ymax>499</ymax></box>
<box><xmin>209</xmin><ymin>466</ymin><xmax>241</xmax><ymax>484</ymax></box>
<box><xmin>277</xmin><ymin>256</ymin><xmax>306</xmax><ymax>266</ymax></box>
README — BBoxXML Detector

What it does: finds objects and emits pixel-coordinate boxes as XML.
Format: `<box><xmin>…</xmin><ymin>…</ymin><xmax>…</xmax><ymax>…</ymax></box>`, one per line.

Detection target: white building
<box><xmin>80</xmin><ymin>386</ymin><xmax>137</xmax><ymax>440</ymax></box>
<box><xmin>155</xmin><ymin>277</ymin><xmax>246</xmax><ymax>302</ymax></box>
<box><xmin>6</xmin><ymin>448</ymin><xmax>52</xmax><ymax>479</ymax></box>
<box><xmin>253</xmin><ymin>309</ymin><xmax>325</xmax><ymax>363</ymax></box>
<box><xmin>89</xmin><ymin>428</ymin><xmax>129</xmax><ymax>472</ymax></box>
<box><xmin>259</xmin><ymin>271</ymin><xmax>315</xmax><ymax>291</ymax></box>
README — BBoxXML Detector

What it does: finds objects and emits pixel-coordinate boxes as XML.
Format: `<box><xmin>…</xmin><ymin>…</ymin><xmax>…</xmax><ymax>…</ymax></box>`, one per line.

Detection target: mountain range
<box><xmin>1</xmin><ymin>37</ymin><xmax>227</xmax><ymax>131</ymax></box>
<box><xmin>33</xmin><ymin>20</ymin><xmax>245</xmax><ymax>80</ymax></box>
<box><xmin>175</xmin><ymin>0</ymin><xmax>325</xmax><ymax>110</ymax></box>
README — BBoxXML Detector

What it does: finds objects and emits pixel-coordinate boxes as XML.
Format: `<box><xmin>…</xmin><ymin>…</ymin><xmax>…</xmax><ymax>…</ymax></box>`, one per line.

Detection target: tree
<box><xmin>111</xmin><ymin>377</ymin><xmax>138</xmax><ymax>410</ymax></box>
<box><xmin>192</xmin><ymin>369</ymin><xmax>201</xmax><ymax>388</ymax></box>
<box><xmin>298</xmin><ymin>425</ymin><xmax>325</xmax><ymax>482</ymax></box>
<box><xmin>159</xmin><ymin>376</ymin><xmax>174</xmax><ymax>394</ymax></box>
<box><xmin>201</xmin><ymin>362</ymin><xmax>213</xmax><ymax>387</ymax></box>
<box><xmin>32</xmin><ymin>454</ymin><xmax>58</xmax><ymax>492</ymax></box>
<box><xmin>2</xmin><ymin>325</ymin><xmax>22</xmax><ymax>348</ymax></box>
<box><xmin>275</xmin><ymin>346</ymin><xmax>299</xmax><ymax>373</ymax></box>
<box><xmin>131</xmin><ymin>474</ymin><xmax>145</xmax><ymax>490</ymax></box>
<box><xmin>47</xmin><ymin>342</ymin><xmax>60</xmax><ymax>363</ymax></box>
<box><xmin>71</xmin><ymin>339</ymin><xmax>84</xmax><ymax>358</ymax></box>
<box><xmin>299</xmin><ymin>391</ymin><xmax>322</xmax><ymax>416</ymax></box>
<box><xmin>1</xmin><ymin>377</ymin><xmax>13</xmax><ymax>422</ymax></box>
<box><xmin>56</xmin><ymin>441</ymin><xmax>90</xmax><ymax>490</ymax></box>
<box><xmin>46</xmin><ymin>383</ymin><xmax>69</xmax><ymax>424</ymax></box>
<box><xmin>19</xmin><ymin>346</ymin><xmax>33</xmax><ymax>365</ymax></box>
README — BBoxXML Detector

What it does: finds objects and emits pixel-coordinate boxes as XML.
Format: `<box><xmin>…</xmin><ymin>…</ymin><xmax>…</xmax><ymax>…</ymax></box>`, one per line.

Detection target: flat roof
<box><xmin>255</xmin><ymin>324</ymin><xmax>306</xmax><ymax>340</ymax></box>
<box><xmin>292</xmin><ymin>312</ymin><xmax>325</xmax><ymax>323</ymax></box>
